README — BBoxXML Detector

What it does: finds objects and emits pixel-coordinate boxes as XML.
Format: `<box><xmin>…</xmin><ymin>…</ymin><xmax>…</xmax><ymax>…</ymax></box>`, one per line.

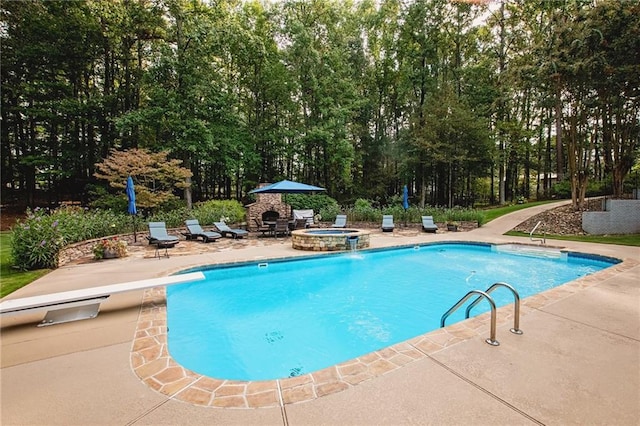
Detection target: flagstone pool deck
<box><xmin>1</xmin><ymin>201</ymin><xmax>639</xmax><ymax>425</ymax></box>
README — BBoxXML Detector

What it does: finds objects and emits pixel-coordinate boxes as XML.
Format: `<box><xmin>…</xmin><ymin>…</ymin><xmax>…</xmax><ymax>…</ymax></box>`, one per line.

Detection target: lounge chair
<box><xmin>184</xmin><ymin>219</ymin><xmax>222</xmax><ymax>243</ymax></box>
<box><xmin>381</xmin><ymin>215</ymin><xmax>395</xmax><ymax>232</ymax></box>
<box><xmin>333</xmin><ymin>214</ymin><xmax>347</xmax><ymax>228</ymax></box>
<box><xmin>273</xmin><ymin>218</ymin><xmax>290</xmax><ymax>237</ymax></box>
<box><xmin>147</xmin><ymin>222</ymin><xmax>180</xmax><ymax>258</ymax></box>
<box><xmin>213</xmin><ymin>221</ymin><xmax>249</xmax><ymax>239</ymax></box>
<box><xmin>421</xmin><ymin>216</ymin><xmax>438</xmax><ymax>233</ymax></box>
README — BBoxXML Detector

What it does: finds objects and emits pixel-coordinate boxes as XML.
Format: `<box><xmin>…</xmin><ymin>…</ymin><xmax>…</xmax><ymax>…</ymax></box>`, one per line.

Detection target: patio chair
<box><xmin>293</xmin><ymin>209</ymin><xmax>315</xmax><ymax>227</ymax></box>
<box><xmin>332</xmin><ymin>214</ymin><xmax>347</xmax><ymax>228</ymax></box>
<box><xmin>273</xmin><ymin>218</ymin><xmax>290</xmax><ymax>238</ymax></box>
<box><xmin>184</xmin><ymin>219</ymin><xmax>222</xmax><ymax>243</ymax></box>
<box><xmin>252</xmin><ymin>218</ymin><xmax>272</xmax><ymax>237</ymax></box>
<box><xmin>213</xmin><ymin>220</ymin><xmax>249</xmax><ymax>239</ymax></box>
<box><xmin>147</xmin><ymin>222</ymin><xmax>180</xmax><ymax>258</ymax></box>
<box><xmin>421</xmin><ymin>216</ymin><xmax>438</xmax><ymax>233</ymax></box>
<box><xmin>292</xmin><ymin>218</ymin><xmax>307</xmax><ymax>230</ymax></box>
<box><xmin>381</xmin><ymin>215</ymin><xmax>395</xmax><ymax>232</ymax></box>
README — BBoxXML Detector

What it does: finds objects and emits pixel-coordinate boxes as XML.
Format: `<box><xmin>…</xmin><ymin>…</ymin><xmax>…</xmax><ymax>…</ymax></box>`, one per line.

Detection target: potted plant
<box><xmin>446</xmin><ymin>220</ymin><xmax>459</xmax><ymax>232</ymax></box>
<box><xmin>93</xmin><ymin>237</ymin><xmax>128</xmax><ymax>259</ymax></box>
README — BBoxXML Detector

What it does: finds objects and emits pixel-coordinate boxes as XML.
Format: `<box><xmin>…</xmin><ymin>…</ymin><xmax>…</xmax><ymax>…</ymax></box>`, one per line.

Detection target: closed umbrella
<box><xmin>126</xmin><ymin>176</ymin><xmax>138</xmax><ymax>242</ymax></box>
<box><xmin>402</xmin><ymin>185</ymin><xmax>409</xmax><ymax>210</ymax></box>
<box><xmin>402</xmin><ymin>185</ymin><xmax>409</xmax><ymax>227</ymax></box>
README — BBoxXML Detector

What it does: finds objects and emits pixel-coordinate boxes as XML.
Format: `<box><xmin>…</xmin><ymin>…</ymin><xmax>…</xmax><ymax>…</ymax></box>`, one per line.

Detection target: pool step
<box><xmin>494</xmin><ymin>244</ymin><xmax>565</xmax><ymax>259</ymax></box>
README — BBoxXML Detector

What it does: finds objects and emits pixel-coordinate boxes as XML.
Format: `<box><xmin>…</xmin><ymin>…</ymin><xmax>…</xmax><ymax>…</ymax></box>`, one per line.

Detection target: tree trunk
<box><xmin>554</xmin><ymin>76</ymin><xmax>564</xmax><ymax>182</ymax></box>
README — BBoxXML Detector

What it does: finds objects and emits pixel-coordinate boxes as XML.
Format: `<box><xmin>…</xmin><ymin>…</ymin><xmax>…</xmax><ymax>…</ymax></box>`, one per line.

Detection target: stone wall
<box><xmin>291</xmin><ymin>230</ymin><xmax>371</xmax><ymax>251</ymax></box>
<box><xmin>58</xmin><ymin>233</ymin><xmax>143</xmax><ymax>267</ymax></box>
<box><xmin>582</xmin><ymin>199</ymin><xmax>640</xmax><ymax>234</ymax></box>
<box><xmin>245</xmin><ymin>188</ymin><xmax>291</xmax><ymax>231</ymax></box>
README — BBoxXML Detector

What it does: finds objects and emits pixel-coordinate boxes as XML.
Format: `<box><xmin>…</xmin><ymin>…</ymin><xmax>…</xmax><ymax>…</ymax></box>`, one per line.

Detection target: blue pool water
<box><xmin>167</xmin><ymin>243</ymin><xmax>617</xmax><ymax>381</ymax></box>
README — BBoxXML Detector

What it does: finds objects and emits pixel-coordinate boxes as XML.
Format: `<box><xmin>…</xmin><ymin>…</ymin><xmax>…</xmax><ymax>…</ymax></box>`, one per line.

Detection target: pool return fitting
<box><xmin>440</xmin><ymin>282</ymin><xmax>523</xmax><ymax>346</ymax></box>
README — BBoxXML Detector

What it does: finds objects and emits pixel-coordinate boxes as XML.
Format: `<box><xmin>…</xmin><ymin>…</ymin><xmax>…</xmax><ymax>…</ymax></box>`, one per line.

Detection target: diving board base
<box><xmin>39</xmin><ymin>298</ymin><xmax>107</xmax><ymax>326</ymax></box>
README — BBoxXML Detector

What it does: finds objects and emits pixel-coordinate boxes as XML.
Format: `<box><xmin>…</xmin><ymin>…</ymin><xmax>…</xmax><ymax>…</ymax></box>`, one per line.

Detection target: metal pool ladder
<box><xmin>440</xmin><ymin>282</ymin><xmax>523</xmax><ymax>346</ymax></box>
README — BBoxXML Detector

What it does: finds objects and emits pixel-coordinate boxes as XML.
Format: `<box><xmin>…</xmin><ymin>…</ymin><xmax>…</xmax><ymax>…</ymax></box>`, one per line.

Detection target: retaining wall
<box><xmin>582</xmin><ymin>199</ymin><xmax>640</xmax><ymax>235</ymax></box>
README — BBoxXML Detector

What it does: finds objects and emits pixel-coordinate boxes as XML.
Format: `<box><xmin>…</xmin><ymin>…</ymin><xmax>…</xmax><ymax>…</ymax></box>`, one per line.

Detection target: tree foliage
<box><xmin>93</xmin><ymin>148</ymin><xmax>192</xmax><ymax>209</ymax></box>
<box><xmin>1</xmin><ymin>0</ymin><xmax>638</xmax><ymax>211</ymax></box>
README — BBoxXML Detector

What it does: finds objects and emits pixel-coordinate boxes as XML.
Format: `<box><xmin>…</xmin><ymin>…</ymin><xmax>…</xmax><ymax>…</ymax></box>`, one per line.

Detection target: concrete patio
<box><xmin>1</xmin><ymin>201</ymin><xmax>638</xmax><ymax>425</ymax></box>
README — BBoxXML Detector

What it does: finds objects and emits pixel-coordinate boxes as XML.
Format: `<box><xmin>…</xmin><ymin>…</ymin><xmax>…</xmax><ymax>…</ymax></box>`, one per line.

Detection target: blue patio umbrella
<box><xmin>249</xmin><ymin>179</ymin><xmax>326</xmax><ymax>219</ymax></box>
<box><xmin>249</xmin><ymin>179</ymin><xmax>326</xmax><ymax>194</ymax></box>
<box><xmin>126</xmin><ymin>176</ymin><xmax>138</xmax><ymax>241</ymax></box>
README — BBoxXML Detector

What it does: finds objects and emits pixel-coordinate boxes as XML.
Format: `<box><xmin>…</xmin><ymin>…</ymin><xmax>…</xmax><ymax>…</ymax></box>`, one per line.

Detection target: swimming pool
<box><xmin>167</xmin><ymin>243</ymin><xmax>618</xmax><ymax>381</ymax></box>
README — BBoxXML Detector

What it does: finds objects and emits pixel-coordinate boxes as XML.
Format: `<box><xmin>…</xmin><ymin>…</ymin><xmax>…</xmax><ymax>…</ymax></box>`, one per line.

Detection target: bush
<box><xmin>11</xmin><ymin>208</ymin><xmax>65</xmax><ymax>270</ymax></box>
<box><xmin>11</xmin><ymin>206</ymin><xmax>134</xmax><ymax>270</ymax></box>
<box><xmin>192</xmin><ymin>199</ymin><xmax>247</xmax><ymax>226</ymax></box>
<box><xmin>350</xmin><ymin>198</ymin><xmax>380</xmax><ymax>222</ymax></box>
<box><xmin>284</xmin><ymin>194</ymin><xmax>340</xmax><ymax>220</ymax></box>
<box><xmin>146</xmin><ymin>199</ymin><xmax>247</xmax><ymax>228</ymax></box>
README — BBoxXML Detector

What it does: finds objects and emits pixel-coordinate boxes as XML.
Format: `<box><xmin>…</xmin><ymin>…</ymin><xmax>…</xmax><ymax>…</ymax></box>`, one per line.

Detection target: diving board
<box><xmin>0</xmin><ymin>272</ymin><xmax>205</xmax><ymax>327</ymax></box>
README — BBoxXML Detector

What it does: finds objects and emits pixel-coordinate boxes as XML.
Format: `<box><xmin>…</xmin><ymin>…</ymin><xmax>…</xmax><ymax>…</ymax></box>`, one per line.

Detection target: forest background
<box><xmin>1</xmin><ymin>0</ymin><xmax>639</xmax><ymax>213</ymax></box>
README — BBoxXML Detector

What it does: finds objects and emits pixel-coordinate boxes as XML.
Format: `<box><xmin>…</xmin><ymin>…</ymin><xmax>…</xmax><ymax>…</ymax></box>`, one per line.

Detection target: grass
<box><xmin>0</xmin><ymin>232</ymin><xmax>51</xmax><ymax>298</ymax></box>
<box><xmin>505</xmin><ymin>231</ymin><xmax>640</xmax><ymax>246</ymax></box>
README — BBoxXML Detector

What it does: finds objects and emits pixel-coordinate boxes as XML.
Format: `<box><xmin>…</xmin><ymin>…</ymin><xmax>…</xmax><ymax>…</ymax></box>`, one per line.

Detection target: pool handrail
<box><xmin>440</xmin><ymin>290</ymin><xmax>499</xmax><ymax>346</ymax></box>
<box><xmin>465</xmin><ymin>282</ymin><xmax>523</xmax><ymax>335</ymax></box>
<box><xmin>530</xmin><ymin>220</ymin><xmax>546</xmax><ymax>245</ymax></box>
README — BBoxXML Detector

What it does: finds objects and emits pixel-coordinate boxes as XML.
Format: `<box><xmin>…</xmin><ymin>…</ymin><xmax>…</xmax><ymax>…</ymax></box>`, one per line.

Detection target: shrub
<box><xmin>284</xmin><ymin>194</ymin><xmax>340</xmax><ymax>220</ymax></box>
<box><xmin>192</xmin><ymin>200</ymin><xmax>246</xmax><ymax>225</ymax></box>
<box><xmin>11</xmin><ymin>206</ymin><xmax>133</xmax><ymax>270</ymax></box>
<box><xmin>11</xmin><ymin>208</ymin><xmax>65</xmax><ymax>270</ymax></box>
<box><xmin>350</xmin><ymin>198</ymin><xmax>380</xmax><ymax>222</ymax></box>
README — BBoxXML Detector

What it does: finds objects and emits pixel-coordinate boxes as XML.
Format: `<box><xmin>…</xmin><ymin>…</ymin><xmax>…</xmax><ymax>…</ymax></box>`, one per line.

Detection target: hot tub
<box><xmin>291</xmin><ymin>228</ymin><xmax>371</xmax><ymax>251</ymax></box>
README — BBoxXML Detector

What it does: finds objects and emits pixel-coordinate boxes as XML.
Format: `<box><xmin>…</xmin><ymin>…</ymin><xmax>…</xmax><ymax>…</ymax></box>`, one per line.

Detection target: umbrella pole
<box><xmin>132</xmin><ymin>214</ymin><xmax>137</xmax><ymax>242</ymax></box>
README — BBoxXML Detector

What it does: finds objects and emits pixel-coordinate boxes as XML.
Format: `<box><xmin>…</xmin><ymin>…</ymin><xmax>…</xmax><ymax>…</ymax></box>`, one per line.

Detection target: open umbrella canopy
<box><xmin>249</xmin><ymin>179</ymin><xmax>326</xmax><ymax>194</ymax></box>
<box><xmin>126</xmin><ymin>176</ymin><xmax>137</xmax><ymax>215</ymax></box>
<box><xmin>402</xmin><ymin>185</ymin><xmax>409</xmax><ymax>210</ymax></box>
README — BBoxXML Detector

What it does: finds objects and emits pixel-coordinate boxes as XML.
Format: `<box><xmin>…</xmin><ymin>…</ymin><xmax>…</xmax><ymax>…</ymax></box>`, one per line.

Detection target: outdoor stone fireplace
<box><xmin>246</xmin><ymin>185</ymin><xmax>291</xmax><ymax>231</ymax></box>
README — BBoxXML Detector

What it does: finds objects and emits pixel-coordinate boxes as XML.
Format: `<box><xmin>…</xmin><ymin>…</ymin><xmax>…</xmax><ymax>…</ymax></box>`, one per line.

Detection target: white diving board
<box><xmin>0</xmin><ymin>272</ymin><xmax>205</xmax><ymax>327</ymax></box>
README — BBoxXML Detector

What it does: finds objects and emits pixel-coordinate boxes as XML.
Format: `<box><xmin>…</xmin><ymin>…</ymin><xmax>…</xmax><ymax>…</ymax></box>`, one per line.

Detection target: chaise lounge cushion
<box><xmin>381</xmin><ymin>215</ymin><xmax>394</xmax><ymax>232</ymax></box>
<box><xmin>184</xmin><ymin>219</ymin><xmax>222</xmax><ymax>242</ymax></box>
<box><xmin>147</xmin><ymin>222</ymin><xmax>180</xmax><ymax>247</ymax></box>
<box><xmin>333</xmin><ymin>215</ymin><xmax>347</xmax><ymax>228</ymax></box>
<box><xmin>421</xmin><ymin>216</ymin><xmax>438</xmax><ymax>233</ymax></box>
<box><xmin>213</xmin><ymin>221</ymin><xmax>249</xmax><ymax>239</ymax></box>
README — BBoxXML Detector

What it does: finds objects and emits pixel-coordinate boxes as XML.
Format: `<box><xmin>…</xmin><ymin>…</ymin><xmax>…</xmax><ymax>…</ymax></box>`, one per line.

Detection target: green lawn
<box><xmin>504</xmin><ymin>230</ymin><xmax>640</xmax><ymax>246</ymax></box>
<box><xmin>0</xmin><ymin>232</ymin><xmax>51</xmax><ymax>298</ymax></box>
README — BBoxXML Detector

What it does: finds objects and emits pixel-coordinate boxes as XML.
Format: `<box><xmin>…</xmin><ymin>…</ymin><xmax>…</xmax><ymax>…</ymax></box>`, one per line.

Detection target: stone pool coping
<box><xmin>129</xmin><ymin>248</ymin><xmax>636</xmax><ymax>409</ymax></box>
